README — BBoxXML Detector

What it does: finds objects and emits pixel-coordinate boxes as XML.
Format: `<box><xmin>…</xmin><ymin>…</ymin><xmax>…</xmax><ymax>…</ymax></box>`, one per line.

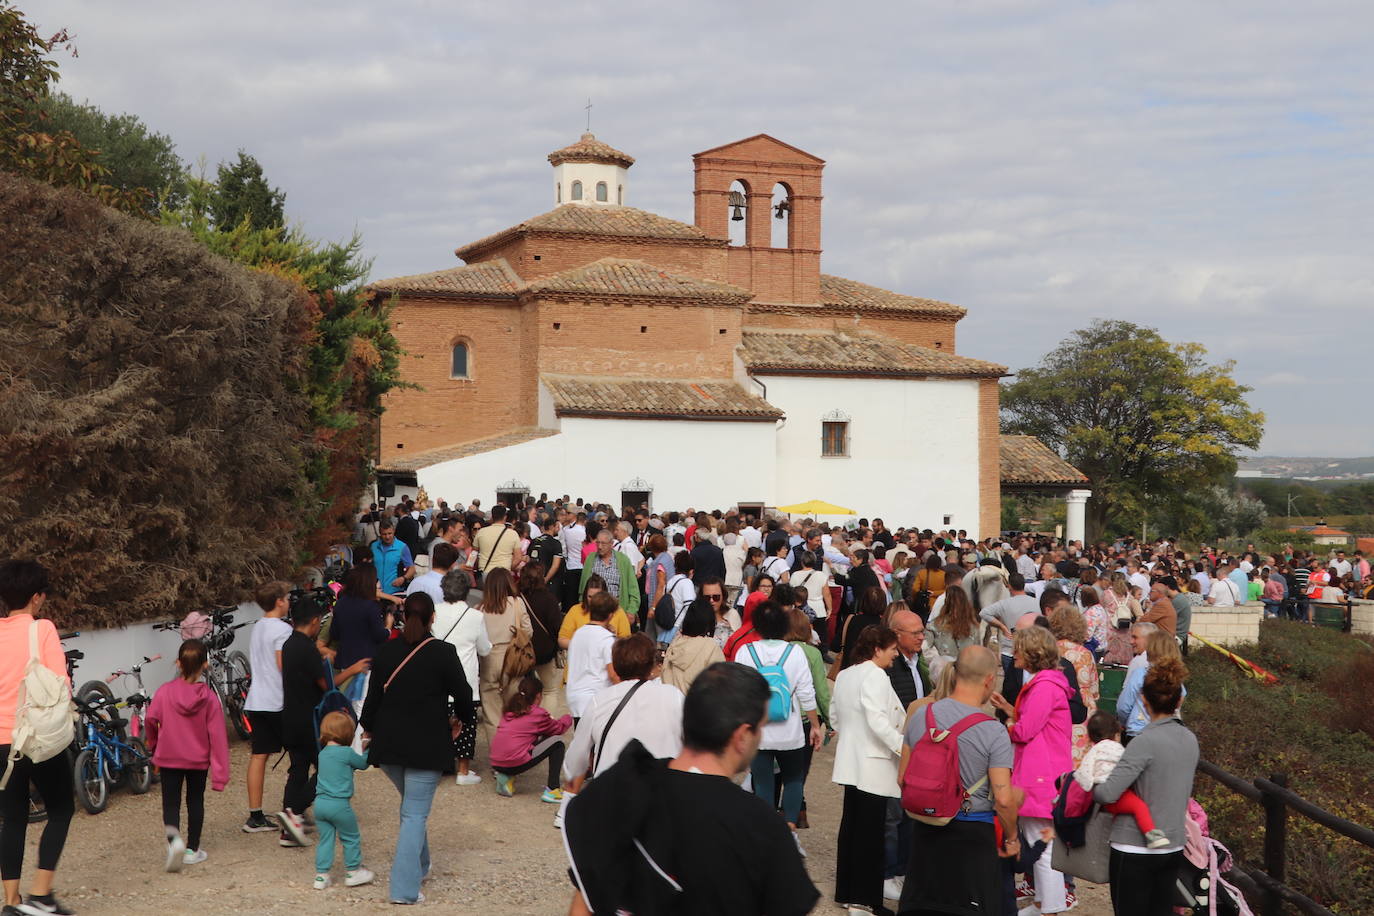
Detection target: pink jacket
<box><xmin>1009</xmin><ymin>667</ymin><xmax>1075</xmax><ymax>818</ymax></box>
<box><xmin>489</xmin><ymin>705</ymin><xmax>571</xmax><ymax>769</ymax></box>
<box><xmin>146</xmin><ymin>678</ymin><xmax>231</xmax><ymax>791</ymax></box>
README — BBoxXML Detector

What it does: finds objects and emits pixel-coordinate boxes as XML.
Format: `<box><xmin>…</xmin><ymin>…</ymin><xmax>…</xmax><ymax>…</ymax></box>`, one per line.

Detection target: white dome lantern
<box><xmin>548</xmin><ymin>132</ymin><xmax>633</xmax><ymax>207</ymax></box>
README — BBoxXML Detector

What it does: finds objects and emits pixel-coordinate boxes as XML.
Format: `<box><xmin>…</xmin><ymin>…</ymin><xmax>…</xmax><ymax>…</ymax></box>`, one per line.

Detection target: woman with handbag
<box><xmin>517</xmin><ymin>563</ymin><xmax>565</xmax><ymax>718</ymax></box>
<box><xmin>476</xmin><ymin>569</ymin><xmax>533</xmax><ymax>744</ymax></box>
<box><xmin>359</xmin><ymin>592</ymin><xmax>474</xmax><ymax>906</ymax></box>
<box><xmin>434</xmin><ymin>568</ymin><xmax>489</xmax><ymax>786</ymax></box>
<box><xmin>829</xmin><ymin>625</ymin><xmax>904</xmax><ymax>914</ymax></box>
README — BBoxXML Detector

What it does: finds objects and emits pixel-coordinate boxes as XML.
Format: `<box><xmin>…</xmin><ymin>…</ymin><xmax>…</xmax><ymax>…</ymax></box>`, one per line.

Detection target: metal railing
<box><xmin>1197</xmin><ymin>759</ymin><xmax>1374</xmax><ymax>916</ymax></box>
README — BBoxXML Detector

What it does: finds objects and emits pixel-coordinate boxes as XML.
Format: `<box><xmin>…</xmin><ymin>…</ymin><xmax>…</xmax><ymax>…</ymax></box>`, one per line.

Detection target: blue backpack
<box><xmin>313</xmin><ymin>658</ymin><xmax>356</xmax><ymax>742</ymax></box>
<box><xmin>746</xmin><ymin>643</ymin><xmax>795</xmax><ymax>723</ymax></box>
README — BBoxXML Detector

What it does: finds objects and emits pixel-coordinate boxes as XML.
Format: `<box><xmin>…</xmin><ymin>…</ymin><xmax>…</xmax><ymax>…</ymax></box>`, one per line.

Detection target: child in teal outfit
<box><xmin>312</xmin><ymin>711</ymin><xmax>374</xmax><ymax>890</ymax></box>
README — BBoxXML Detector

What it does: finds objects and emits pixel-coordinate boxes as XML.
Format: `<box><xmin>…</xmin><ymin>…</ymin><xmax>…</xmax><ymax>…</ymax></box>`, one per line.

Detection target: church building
<box><xmin>371</xmin><ymin>133</ymin><xmax>1015</xmax><ymax>537</ymax></box>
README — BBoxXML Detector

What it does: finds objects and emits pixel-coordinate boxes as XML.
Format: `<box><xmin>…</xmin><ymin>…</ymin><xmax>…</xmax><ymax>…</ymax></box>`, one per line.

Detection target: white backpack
<box><xmin>0</xmin><ymin>621</ymin><xmax>76</xmax><ymax>789</ymax></box>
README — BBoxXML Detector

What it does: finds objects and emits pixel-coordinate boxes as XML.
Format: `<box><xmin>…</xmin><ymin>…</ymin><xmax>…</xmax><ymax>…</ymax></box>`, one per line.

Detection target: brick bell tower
<box><xmin>693</xmin><ymin>134</ymin><xmax>824</xmax><ymax>304</ymax></box>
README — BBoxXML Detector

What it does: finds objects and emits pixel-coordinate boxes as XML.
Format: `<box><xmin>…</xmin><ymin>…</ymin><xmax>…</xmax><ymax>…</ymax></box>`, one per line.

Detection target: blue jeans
<box><xmin>381</xmin><ymin>765</ymin><xmax>439</xmax><ymax>904</ymax></box>
<box><xmin>750</xmin><ymin>747</ymin><xmax>806</xmax><ymax>825</ymax></box>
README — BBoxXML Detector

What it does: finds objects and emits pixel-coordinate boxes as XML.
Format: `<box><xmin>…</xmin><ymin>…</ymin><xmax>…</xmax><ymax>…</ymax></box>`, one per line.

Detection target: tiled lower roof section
<box><xmin>1000</xmin><ymin>435</ymin><xmax>1090</xmax><ymax>486</ymax></box>
<box><xmin>739</xmin><ymin>329</ymin><xmax>1007</xmax><ymax>378</ymax></box>
<box><xmin>378</xmin><ymin>427</ymin><xmax>558</xmax><ymax>472</ymax></box>
<box><xmin>526</xmin><ymin>258</ymin><xmax>751</xmax><ymax>302</ymax></box>
<box><xmin>368</xmin><ymin>258</ymin><xmax>522</xmax><ymax>298</ymax></box>
<box><xmin>456</xmin><ymin>205</ymin><xmax>714</xmax><ymax>259</ymax></box>
<box><xmin>542</xmin><ymin>375</ymin><xmax>782</xmax><ymax>421</ymax></box>
<box><xmin>818</xmin><ymin>274</ymin><xmax>967</xmax><ymax>319</ymax></box>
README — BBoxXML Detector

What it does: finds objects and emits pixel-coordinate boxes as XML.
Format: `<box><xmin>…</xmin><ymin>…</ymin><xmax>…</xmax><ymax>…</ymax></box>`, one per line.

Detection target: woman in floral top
<box><xmin>1077</xmin><ymin>585</ymin><xmax>1110</xmax><ymax>660</ymax></box>
<box><xmin>1048</xmin><ymin>603</ymin><xmax>1099</xmax><ymax>766</ymax></box>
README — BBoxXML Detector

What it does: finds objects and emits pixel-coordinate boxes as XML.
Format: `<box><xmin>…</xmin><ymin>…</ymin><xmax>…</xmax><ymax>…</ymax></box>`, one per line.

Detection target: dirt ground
<box><xmin>13</xmin><ymin>733</ymin><xmax>1113</xmax><ymax>915</ymax></box>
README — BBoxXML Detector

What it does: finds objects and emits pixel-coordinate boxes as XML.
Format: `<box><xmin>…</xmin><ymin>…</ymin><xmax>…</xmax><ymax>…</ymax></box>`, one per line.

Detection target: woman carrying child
<box><xmin>146</xmin><ymin>639</ymin><xmax>230</xmax><ymax>872</ymax></box>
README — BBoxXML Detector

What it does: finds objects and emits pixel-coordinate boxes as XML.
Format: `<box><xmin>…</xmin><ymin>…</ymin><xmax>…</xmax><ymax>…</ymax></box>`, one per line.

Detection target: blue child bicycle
<box><xmin>72</xmin><ymin>694</ymin><xmax>152</xmax><ymax>814</ymax></box>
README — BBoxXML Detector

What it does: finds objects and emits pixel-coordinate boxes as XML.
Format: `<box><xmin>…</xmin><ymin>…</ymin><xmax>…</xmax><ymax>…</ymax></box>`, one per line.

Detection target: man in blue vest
<box><xmin>370</xmin><ymin>519</ymin><xmax>414</xmax><ymax>595</ymax></box>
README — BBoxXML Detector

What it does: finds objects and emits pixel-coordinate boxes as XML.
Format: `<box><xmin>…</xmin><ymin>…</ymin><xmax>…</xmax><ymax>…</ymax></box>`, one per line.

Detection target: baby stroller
<box><xmin>1174</xmin><ymin>799</ymin><xmax>1252</xmax><ymax>916</ymax></box>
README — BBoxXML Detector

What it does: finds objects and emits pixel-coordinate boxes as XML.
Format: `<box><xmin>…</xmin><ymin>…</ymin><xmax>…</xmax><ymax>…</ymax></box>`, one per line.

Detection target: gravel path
<box><xmin>16</xmin><ymin>735</ymin><xmax>1112</xmax><ymax>914</ymax></box>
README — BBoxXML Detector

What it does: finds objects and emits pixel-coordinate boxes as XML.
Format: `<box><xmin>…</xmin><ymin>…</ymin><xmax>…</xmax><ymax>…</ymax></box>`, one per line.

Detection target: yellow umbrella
<box><xmin>776</xmin><ymin>499</ymin><xmax>856</xmax><ymax>516</ymax></box>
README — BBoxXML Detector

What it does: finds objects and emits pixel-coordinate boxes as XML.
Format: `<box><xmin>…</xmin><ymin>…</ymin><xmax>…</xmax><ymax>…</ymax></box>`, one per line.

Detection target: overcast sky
<box><xmin>36</xmin><ymin>1</ymin><xmax>1373</xmax><ymax>456</ymax></box>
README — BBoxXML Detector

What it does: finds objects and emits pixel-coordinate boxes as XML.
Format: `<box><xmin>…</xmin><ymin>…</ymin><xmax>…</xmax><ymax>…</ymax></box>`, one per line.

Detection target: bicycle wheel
<box><xmin>226</xmin><ymin>650</ymin><xmax>253</xmax><ymax>740</ymax></box>
<box><xmin>73</xmin><ymin>748</ymin><xmax>107</xmax><ymax>814</ymax></box>
<box><xmin>123</xmin><ymin>738</ymin><xmax>152</xmax><ymax>795</ymax></box>
<box><xmin>78</xmin><ymin>680</ymin><xmax>125</xmax><ymax>742</ymax></box>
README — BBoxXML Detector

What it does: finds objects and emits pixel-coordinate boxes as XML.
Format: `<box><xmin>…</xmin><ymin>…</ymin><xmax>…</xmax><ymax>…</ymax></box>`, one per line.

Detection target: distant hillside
<box><xmin>1239</xmin><ymin>456</ymin><xmax>1374</xmax><ymax>479</ymax></box>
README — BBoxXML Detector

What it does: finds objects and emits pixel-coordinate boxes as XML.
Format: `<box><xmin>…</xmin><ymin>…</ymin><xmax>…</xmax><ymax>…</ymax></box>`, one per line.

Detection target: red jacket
<box><xmin>724</xmin><ymin>624</ymin><xmax>761</xmax><ymax>662</ymax></box>
<box><xmin>489</xmin><ymin>705</ymin><xmax>571</xmax><ymax>769</ymax></box>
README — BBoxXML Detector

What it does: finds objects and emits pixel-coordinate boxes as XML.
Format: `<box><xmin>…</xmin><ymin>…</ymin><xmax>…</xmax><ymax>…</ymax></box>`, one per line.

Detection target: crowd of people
<box><xmin>0</xmin><ymin>495</ymin><xmax>1360</xmax><ymax>914</ymax></box>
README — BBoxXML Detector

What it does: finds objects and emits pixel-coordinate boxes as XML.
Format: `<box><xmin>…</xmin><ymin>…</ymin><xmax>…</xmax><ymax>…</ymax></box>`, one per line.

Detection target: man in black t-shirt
<box><xmin>564</xmin><ymin>663</ymin><xmax>819</xmax><ymax>916</ymax></box>
<box><xmin>528</xmin><ymin>514</ymin><xmax>564</xmax><ymax>592</ymax></box>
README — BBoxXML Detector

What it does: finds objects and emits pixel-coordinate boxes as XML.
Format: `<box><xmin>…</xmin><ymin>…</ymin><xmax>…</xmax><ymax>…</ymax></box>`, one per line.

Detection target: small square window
<box><xmin>640</xmin><ymin>326</ymin><xmax>647</xmax><ymax>333</ymax></box>
<box><xmin>533</xmin><ymin>254</ymin><xmax>542</xmax><ymax>261</ymax></box>
<box><xmin>822</xmin><ymin>421</ymin><xmax>849</xmax><ymax>457</ymax></box>
<box><xmin>553</xmin><ymin>322</ymin><xmax>561</xmax><ymax>330</ymax></box>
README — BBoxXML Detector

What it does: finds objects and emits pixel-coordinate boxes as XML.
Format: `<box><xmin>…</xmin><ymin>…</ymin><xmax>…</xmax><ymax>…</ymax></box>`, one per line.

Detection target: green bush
<box><xmin>1188</xmin><ymin>622</ymin><xmax>1374</xmax><ymax>913</ymax></box>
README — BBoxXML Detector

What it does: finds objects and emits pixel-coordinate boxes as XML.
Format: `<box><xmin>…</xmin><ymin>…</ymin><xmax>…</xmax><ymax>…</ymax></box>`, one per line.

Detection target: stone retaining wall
<box><xmin>1189</xmin><ymin>601</ymin><xmax>1262</xmax><ymax>646</ymax></box>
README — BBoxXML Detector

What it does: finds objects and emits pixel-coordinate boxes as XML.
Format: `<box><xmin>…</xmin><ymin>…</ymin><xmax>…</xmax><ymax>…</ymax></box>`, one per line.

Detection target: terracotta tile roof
<box><xmin>369</xmin><ymin>258</ymin><xmax>522</xmax><ymax>299</ymax></box>
<box><xmin>739</xmin><ymin>329</ymin><xmax>1007</xmax><ymax>378</ymax></box>
<box><xmin>456</xmin><ymin>205</ymin><xmax>714</xmax><ymax>259</ymax></box>
<box><xmin>818</xmin><ymin>274</ymin><xmax>967</xmax><ymax>319</ymax></box>
<box><xmin>526</xmin><ymin>258</ymin><xmax>751</xmax><ymax>303</ymax></box>
<box><xmin>548</xmin><ymin>132</ymin><xmax>635</xmax><ymax>168</ymax></box>
<box><xmin>542</xmin><ymin>375</ymin><xmax>782</xmax><ymax>421</ymax></box>
<box><xmin>1000</xmin><ymin>435</ymin><xmax>1089</xmax><ymax>487</ymax></box>
<box><xmin>378</xmin><ymin>427</ymin><xmax>558</xmax><ymax>472</ymax></box>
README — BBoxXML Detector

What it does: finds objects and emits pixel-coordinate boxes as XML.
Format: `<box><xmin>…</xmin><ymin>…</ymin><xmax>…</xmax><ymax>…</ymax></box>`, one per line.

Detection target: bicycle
<box><xmin>72</xmin><ymin>695</ymin><xmax>151</xmax><ymax>814</ymax></box>
<box><xmin>157</xmin><ymin>608</ymin><xmax>252</xmax><ymax>740</ymax></box>
<box><xmin>104</xmin><ymin>653</ymin><xmax>163</xmax><ymax>741</ymax></box>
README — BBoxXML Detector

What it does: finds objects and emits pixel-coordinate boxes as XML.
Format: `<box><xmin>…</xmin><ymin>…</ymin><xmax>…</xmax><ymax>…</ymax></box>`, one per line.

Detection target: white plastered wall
<box><xmin>553</xmin><ymin>162</ymin><xmax>628</xmax><ymax>206</ymax></box>
<box><xmin>763</xmin><ymin>375</ymin><xmax>984</xmax><ymax>535</ymax></box>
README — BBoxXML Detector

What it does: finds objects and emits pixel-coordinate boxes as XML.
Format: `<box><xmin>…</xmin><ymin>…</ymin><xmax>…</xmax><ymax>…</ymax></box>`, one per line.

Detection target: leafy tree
<box><xmin>37</xmin><ymin>91</ymin><xmax>186</xmax><ymax>213</ymax></box>
<box><xmin>1001</xmin><ymin>320</ymin><xmax>1265</xmax><ymax>540</ymax></box>
<box><xmin>162</xmin><ymin>174</ymin><xmax>405</xmax><ymax>556</ymax></box>
<box><xmin>0</xmin><ymin>2</ymin><xmax>145</xmax><ymax>213</ymax></box>
<box><xmin>210</xmin><ymin>149</ymin><xmax>285</xmax><ymax>231</ymax></box>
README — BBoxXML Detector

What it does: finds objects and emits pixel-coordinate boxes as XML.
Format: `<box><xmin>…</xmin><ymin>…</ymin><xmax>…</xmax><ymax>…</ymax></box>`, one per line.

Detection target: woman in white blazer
<box><xmin>829</xmin><ymin>624</ymin><xmax>904</xmax><ymax>915</ymax></box>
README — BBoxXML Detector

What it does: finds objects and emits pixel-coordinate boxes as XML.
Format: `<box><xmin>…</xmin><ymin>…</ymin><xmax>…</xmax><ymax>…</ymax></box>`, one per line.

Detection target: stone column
<box><xmin>1065</xmin><ymin>489</ymin><xmax>1092</xmax><ymax>546</ymax></box>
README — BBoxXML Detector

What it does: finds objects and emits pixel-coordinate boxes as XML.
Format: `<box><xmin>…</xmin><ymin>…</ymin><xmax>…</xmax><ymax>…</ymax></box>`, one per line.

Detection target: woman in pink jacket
<box><xmin>991</xmin><ymin>625</ymin><xmax>1075</xmax><ymax>915</ymax></box>
<box><xmin>146</xmin><ymin>640</ymin><xmax>230</xmax><ymax>872</ymax></box>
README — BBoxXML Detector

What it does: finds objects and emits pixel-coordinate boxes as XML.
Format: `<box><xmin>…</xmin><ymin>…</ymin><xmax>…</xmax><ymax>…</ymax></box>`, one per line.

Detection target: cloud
<box><xmin>33</xmin><ymin>0</ymin><xmax>1374</xmax><ymax>456</ymax></box>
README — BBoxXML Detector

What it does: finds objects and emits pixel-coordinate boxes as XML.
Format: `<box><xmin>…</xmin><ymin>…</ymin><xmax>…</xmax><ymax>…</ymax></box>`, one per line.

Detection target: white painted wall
<box><xmin>60</xmin><ymin>602</ymin><xmax>261</xmax><ymax>699</ymax></box>
<box><xmin>763</xmin><ymin>375</ymin><xmax>984</xmax><ymax>536</ymax></box>
<box><xmin>553</xmin><ymin>162</ymin><xmax>628</xmax><ymax>206</ymax></box>
<box><xmin>417</xmin><ymin>417</ymin><xmax>777</xmax><ymax>512</ymax></box>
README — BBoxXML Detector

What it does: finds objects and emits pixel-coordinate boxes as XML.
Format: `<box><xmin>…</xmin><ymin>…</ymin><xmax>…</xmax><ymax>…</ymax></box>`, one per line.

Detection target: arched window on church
<box><xmin>450</xmin><ymin>342</ymin><xmax>470</xmax><ymax>379</ymax></box>
<box><xmin>595</xmin><ymin>181</ymin><xmax>608</xmax><ymax>202</ymax></box>
<box><xmin>728</xmin><ymin>179</ymin><xmax>749</xmax><ymax>247</ymax></box>
<box><xmin>571</xmin><ymin>181</ymin><xmax>583</xmax><ymax>201</ymax></box>
<box><xmin>770</xmin><ymin>182</ymin><xmax>793</xmax><ymax>249</ymax></box>
<box><xmin>557</xmin><ymin>182</ymin><xmax>562</xmax><ymax>203</ymax></box>
<box><xmin>617</xmin><ymin>184</ymin><xmax>623</xmax><ymax>205</ymax></box>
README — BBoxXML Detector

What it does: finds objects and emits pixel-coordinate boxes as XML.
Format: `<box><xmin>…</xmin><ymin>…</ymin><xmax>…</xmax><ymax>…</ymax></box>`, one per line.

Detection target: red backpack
<box><xmin>901</xmin><ymin>704</ymin><xmax>993</xmax><ymax>825</ymax></box>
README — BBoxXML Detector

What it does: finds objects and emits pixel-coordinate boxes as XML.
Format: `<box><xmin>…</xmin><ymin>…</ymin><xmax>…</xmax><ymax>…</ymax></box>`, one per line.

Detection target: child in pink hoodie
<box><xmin>489</xmin><ymin>673</ymin><xmax>571</xmax><ymax>803</ymax></box>
<box><xmin>146</xmin><ymin>639</ymin><xmax>230</xmax><ymax>872</ymax></box>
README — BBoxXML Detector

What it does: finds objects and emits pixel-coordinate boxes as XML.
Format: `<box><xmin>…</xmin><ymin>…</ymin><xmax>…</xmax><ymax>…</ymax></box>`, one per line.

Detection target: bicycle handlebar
<box><xmin>60</xmin><ymin>632</ymin><xmax>79</xmax><ymax>640</ymax></box>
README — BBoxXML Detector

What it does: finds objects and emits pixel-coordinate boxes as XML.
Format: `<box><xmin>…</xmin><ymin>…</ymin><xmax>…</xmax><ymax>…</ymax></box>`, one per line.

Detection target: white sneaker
<box><xmin>313</xmin><ymin>873</ymin><xmax>332</xmax><ymax>890</ymax></box>
<box><xmin>183</xmin><ymin>849</ymin><xmax>208</xmax><ymax>866</ymax></box>
<box><xmin>883</xmin><ymin>876</ymin><xmax>905</xmax><ymax>900</ymax></box>
<box><xmin>454</xmin><ymin>772</ymin><xmax>481</xmax><ymax>786</ymax></box>
<box><xmin>345</xmin><ymin>867</ymin><xmax>375</xmax><ymax>887</ymax></box>
<box><xmin>277</xmin><ymin>809</ymin><xmax>309</xmax><ymax>847</ymax></box>
<box><xmin>792</xmin><ymin>831</ymin><xmax>806</xmax><ymax>858</ymax></box>
<box><xmin>165</xmin><ymin>832</ymin><xmax>186</xmax><ymax>873</ymax></box>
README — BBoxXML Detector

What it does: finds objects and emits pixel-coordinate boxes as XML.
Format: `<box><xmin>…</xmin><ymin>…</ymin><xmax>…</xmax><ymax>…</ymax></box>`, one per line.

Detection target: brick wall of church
<box><xmin>535</xmin><ymin>298</ymin><xmax>741</xmax><ymax>379</ymax></box>
<box><xmin>380</xmin><ymin>297</ymin><xmax>534</xmax><ymax>457</ymax></box>
<box><xmin>466</xmin><ymin>236</ymin><xmax>729</xmax><ymax>284</ymax></box>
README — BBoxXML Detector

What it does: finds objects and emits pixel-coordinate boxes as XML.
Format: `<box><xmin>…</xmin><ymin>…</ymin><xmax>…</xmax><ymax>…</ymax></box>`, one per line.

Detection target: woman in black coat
<box><xmin>361</xmin><ymin>592</ymin><xmax>474</xmax><ymax>905</ymax></box>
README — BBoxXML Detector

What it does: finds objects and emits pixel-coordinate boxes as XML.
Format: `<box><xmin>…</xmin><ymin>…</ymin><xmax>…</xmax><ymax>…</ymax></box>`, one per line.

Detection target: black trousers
<box><xmin>283</xmin><ymin>743</ymin><xmax>318</xmax><ymax>815</ymax></box>
<box><xmin>160</xmin><ymin>767</ymin><xmax>208</xmax><ymax>850</ymax></box>
<box><xmin>492</xmin><ymin>737</ymin><xmax>565</xmax><ymax>790</ymax></box>
<box><xmin>1109</xmin><ymin>848</ymin><xmax>1183</xmax><ymax>916</ymax></box>
<box><xmin>0</xmin><ymin>748</ymin><xmax>74</xmax><ymax>881</ymax></box>
<box><xmin>834</xmin><ymin>785</ymin><xmax>888</xmax><ymax>911</ymax></box>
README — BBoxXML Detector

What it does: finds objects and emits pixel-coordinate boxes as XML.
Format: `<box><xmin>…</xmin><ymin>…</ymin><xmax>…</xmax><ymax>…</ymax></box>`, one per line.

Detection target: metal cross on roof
<box><xmin>585</xmin><ymin>98</ymin><xmax>592</xmax><ymax>132</ymax></box>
